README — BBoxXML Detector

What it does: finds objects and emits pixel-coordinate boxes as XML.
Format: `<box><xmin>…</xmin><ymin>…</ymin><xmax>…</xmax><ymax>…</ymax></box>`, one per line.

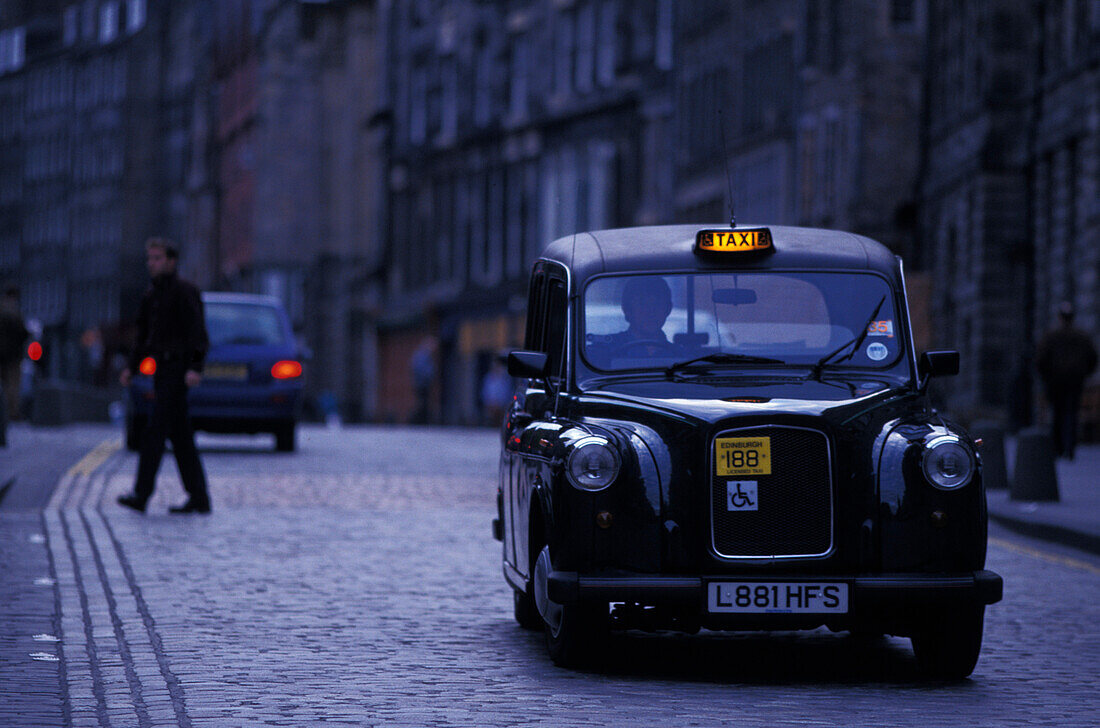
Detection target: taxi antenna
<box><xmin>719</xmin><ymin>110</ymin><xmax>736</xmax><ymax>228</ymax></box>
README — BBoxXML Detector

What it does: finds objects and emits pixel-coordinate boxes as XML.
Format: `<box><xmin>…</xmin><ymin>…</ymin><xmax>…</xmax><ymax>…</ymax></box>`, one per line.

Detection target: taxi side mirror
<box><xmin>508</xmin><ymin>350</ymin><xmax>549</xmax><ymax>379</ymax></box>
<box><xmin>919</xmin><ymin>350</ymin><xmax>960</xmax><ymax>379</ymax></box>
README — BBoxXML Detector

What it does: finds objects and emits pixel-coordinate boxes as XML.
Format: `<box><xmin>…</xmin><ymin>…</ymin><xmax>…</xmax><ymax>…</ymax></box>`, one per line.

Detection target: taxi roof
<box><xmin>541</xmin><ymin>224</ymin><xmax>901</xmax><ymax>284</ymax></box>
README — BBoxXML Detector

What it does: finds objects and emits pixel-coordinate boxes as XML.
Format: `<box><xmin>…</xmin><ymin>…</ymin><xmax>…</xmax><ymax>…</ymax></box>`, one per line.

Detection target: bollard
<box><xmin>1010</xmin><ymin>426</ymin><xmax>1060</xmax><ymax>501</ymax></box>
<box><xmin>970</xmin><ymin>419</ymin><xmax>1007</xmax><ymax>490</ymax></box>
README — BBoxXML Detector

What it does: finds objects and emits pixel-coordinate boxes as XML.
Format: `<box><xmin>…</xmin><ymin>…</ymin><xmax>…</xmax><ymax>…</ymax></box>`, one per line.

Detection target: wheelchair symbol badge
<box><xmin>727</xmin><ymin>481</ymin><xmax>758</xmax><ymax>511</ymax></box>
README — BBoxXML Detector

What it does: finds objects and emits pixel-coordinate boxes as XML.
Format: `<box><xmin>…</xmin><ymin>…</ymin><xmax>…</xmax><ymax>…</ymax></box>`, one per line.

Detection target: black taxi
<box><xmin>493</xmin><ymin>224</ymin><xmax>1002</xmax><ymax>678</ymax></box>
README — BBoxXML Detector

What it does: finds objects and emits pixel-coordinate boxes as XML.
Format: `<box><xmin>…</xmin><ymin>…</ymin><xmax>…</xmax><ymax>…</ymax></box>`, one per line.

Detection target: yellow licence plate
<box><xmin>205</xmin><ymin>363</ymin><xmax>248</xmax><ymax>381</ymax></box>
<box><xmin>715</xmin><ymin>436</ymin><xmax>772</xmax><ymax>476</ymax></box>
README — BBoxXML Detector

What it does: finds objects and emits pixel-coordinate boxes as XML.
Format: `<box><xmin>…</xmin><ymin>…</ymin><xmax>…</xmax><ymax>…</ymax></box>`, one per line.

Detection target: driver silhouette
<box><xmin>601</xmin><ymin>277</ymin><xmax>673</xmax><ymax>354</ymax></box>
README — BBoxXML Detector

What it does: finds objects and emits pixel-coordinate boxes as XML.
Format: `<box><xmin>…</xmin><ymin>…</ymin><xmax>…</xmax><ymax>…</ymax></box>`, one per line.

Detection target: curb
<box><xmin>988</xmin><ymin>511</ymin><xmax>1100</xmax><ymax>556</ymax></box>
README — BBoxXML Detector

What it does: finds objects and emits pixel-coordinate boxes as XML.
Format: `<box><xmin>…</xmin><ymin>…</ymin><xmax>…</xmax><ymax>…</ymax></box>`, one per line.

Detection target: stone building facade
<box><xmin>0</xmin><ymin>0</ymin><xmax>203</xmax><ymax>381</ymax></box>
<box><xmin>674</xmin><ymin>0</ymin><xmax>801</xmax><ymax>226</ymax></box>
<box><xmin>674</xmin><ymin>0</ymin><xmax>925</xmax><ymax>251</ymax></box>
<box><xmin>918</xmin><ymin>0</ymin><xmax>1035</xmax><ymax>420</ymax></box>
<box><xmin>378</xmin><ymin>0</ymin><xmax>676</xmax><ymax>424</ymax></box>
<box><xmin>6</xmin><ymin>0</ymin><xmax>1094</xmax><ymax>431</ymax></box>
<box><xmin>1028</xmin><ymin>0</ymin><xmax>1100</xmax><ymax>433</ymax></box>
<box><xmin>250</xmin><ymin>0</ymin><xmax>387</xmax><ymax>421</ymax></box>
<box><xmin>919</xmin><ymin>0</ymin><xmax>1100</xmax><ymax>428</ymax></box>
<box><xmin>206</xmin><ymin>0</ymin><xmax>388</xmax><ymax>420</ymax></box>
<box><xmin>0</xmin><ymin>2</ymin><xmax>28</xmax><ymax>300</ymax></box>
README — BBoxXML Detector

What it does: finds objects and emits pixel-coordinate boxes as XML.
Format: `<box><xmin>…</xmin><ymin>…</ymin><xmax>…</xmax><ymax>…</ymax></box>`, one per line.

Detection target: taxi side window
<box><xmin>524</xmin><ymin>273</ymin><xmax>547</xmax><ymax>351</ymax></box>
<box><xmin>523</xmin><ymin>270</ymin><xmax>568</xmax><ymax>383</ymax></box>
<box><xmin>544</xmin><ymin>279</ymin><xmax>567</xmax><ymax>379</ymax></box>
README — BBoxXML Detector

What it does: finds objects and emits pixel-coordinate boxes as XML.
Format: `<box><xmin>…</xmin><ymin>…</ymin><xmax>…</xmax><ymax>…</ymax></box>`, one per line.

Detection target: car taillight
<box><xmin>139</xmin><ymin>357</ymin><xmax>157</xmax><ymax>376</ymax></box>
<box><xmin>271</xmin><ymin>360</ymin><xmax>302</xmax><ymax>379</ymax></box>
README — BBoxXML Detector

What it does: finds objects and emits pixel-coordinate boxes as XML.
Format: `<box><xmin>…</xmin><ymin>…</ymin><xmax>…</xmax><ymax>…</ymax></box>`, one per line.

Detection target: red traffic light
<box><xmin>27</xmin><ymin>341</ymin><xmax>42</xmax><ymax>361</ymax></box>
<box><xmin>139</xmin><ymin>357</ymin><xmax>157</xmax><ymax>376</ymax></box>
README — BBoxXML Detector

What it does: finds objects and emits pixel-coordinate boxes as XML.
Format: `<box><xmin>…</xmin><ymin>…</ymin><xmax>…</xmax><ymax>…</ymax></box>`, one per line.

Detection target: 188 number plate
<box><xmin>708</xmin><ymin>582</ymin><xmax>848</xmax><ymax>613</ymax></box>
<box><xmin>715</xmin><ymin>436</ymin><xmax>771</xmax><ymax>476</ymax></box>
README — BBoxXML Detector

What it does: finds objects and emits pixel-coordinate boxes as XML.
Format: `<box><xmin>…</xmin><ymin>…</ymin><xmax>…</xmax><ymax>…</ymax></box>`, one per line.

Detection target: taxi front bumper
<box><xmin>547</xmin><ymin>569</ymin><xmax>1003</xmax><ymax>611</ymax></box>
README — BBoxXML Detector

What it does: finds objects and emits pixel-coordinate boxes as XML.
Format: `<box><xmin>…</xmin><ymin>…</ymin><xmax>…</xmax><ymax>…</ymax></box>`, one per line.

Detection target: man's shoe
<box><xmin>117</xmin><ymin>494</ymin><xmax>147</xmax><ymax>513</ymax></box>
<box><xmin>169</xmin><ymin>500</ymin><xmax>211</xmax><ymax>514</ymax></box>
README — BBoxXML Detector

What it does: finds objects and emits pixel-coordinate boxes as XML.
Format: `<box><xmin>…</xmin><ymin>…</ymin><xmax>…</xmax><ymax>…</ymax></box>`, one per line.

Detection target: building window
<box><xmin>63</xmin><ymin>6</ymin><xmax>79</xmax><ymax>45</ymax></box>
<box><xmin>554</xmin><ymin>9</ymin><xmax>575</xmax><ymax>97</ymax></box>
<box><xmin>587</xmin><ymin>140</ymin><xmax>615</xmax><ymax>230</ymax></box>
<box><xmin>505</xmin><ymin>165</ymin><xmax>523</xmax><ymax>278</ymax></box>
<box><xmin>656</xmin><ymin>0</ymin><xmax>673</xmax><ymax>70</ymax></box>
<box><xmin>453</xmin><ymin>178</ymin><xmax>469</xmax><ymax>283</ymax></box>
<box><xmin>823</xmin><ymin>115</ymin><xmax>839</xmax><ymax>209</ymax></box>
<box><xmin>409</xmin><ymin>68</ymin><xmax>426</xmax><ymax>144</ymax></box>
<box><xmin>440</xmin><ymin>61</ymin><xmax>456</xmax><ymax>141</ymax></box>
<box><xmin>798</xmin><ymin>122</ymin><xmax>816</xmax><ymax>221</ymax></box>
<box><xmin>83</xmin><ymin>1</ymin><xmax>97</xmax><ymax>42</ymax></box>
<box><xmin>596</xmin><ymin>0</ymin><xmax>617</xmax><ymax>86</ymax></box>
<box><xmin>509</xmin><ymin>37</ymin><xmax>528</xmax><ymax>119</ymax></box>
<box><xmin>575</xmin><ymin>2</ymin><xmax>595</xmax><ymax>92</ymax></box>
<box><xmin>100</xmin><ymin>2</ymin><xmax>119</xmax><ymax>44</ymax></box>
<box><xmin>475</xmin><ymin>44</ymin><xmax>493</xmax><ymax>127</ymax></box>
<box><xmin>891</xmin><ymin>0</ymin><xmax>915</xmax><ymax>26</ymax></box>
<box><xmin>0</xmin><ymin>27</ymin><xmax>25</xmax><ymax>74</ymax></box>
<box><xmin>126</xmin><ymin>0</ymin><xmax>146</xmax><ymax>33</ymax></box>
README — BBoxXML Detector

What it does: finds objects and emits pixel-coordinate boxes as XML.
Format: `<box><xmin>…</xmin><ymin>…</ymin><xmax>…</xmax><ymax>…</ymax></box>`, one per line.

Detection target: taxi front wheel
<box><xmin>533</xmin><ymin>546</ymin><xmax>607</xmax><ymax>667</ymax></box>
<box><xmin>514</xmin><ymin>587</ymin><xmax>540</xmax><ymax>631</ymax></box>
<box><xmin>910</xmin><ymin>606</ymin><xmax>985</xmax><ymax>680</ymax></box>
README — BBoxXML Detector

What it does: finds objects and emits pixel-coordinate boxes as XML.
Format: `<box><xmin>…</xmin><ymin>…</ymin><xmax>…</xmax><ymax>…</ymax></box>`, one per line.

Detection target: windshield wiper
<box><xmin>809</xmin><ymin>294</ymin><xmax>886</xmax><ymax>381</ymax></box>
<box><xmin>667</xmin><ymin>352</ymin><xmax>786</xmax><ymax>378</ymax></box>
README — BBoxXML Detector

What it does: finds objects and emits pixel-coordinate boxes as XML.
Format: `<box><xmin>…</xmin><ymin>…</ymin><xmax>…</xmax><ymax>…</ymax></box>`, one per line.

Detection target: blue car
<box><xmin>126</xmin><ymin>292</ymin><xmax>305</xmax><ymax>452</ymax></box>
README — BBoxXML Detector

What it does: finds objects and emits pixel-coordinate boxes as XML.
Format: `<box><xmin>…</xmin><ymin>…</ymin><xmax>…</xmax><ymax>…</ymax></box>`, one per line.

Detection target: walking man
<box><xmin>0</xmin><ymin>283</ymin><xmax>28</xmax><ymax>422</ymax></box>
<box><xmin>1036</xmin><ymin>301</ymin><xmax>1098</xmax><ymax>460</ymax></box>
<box><xmin>118</xmin><ymin>238</ymin><xmax>212</xmax><ymax>513</ymax></box>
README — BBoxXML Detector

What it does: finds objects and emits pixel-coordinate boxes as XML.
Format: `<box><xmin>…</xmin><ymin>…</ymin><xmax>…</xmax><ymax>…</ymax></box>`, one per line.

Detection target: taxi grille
<box><xmin>710</xmin><ymin>426</ymin><xmax>833</xmax><ymax>558</ymax></box>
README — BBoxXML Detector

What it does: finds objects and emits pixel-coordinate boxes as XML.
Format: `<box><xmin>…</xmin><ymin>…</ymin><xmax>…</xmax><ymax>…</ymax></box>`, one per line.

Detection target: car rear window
<box><xmin>206</xmin><ymin>303</ymin><xmax>289</xmax><ymax>347</ymax></box>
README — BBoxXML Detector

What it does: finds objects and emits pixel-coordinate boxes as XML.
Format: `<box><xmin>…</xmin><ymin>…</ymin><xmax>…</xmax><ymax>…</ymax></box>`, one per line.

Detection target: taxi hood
<box><xmin>580</xmin><ymin>378</ymin><xmax>915</xmax><ymax>427</ymax></box>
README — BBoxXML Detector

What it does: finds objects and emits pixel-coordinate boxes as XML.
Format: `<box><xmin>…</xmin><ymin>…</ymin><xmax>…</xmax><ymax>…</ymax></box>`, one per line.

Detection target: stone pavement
<box><xmin>4</xmin><ymin>425</ymin><xmax>1100</xmax><ymax>727</ymax></box>
<box><xmin>986</xmin><ymin>439</ymin><xmax>1100</xmax><ymax>555</ymax></box>
<box><xmin>0</xmin><ymin>422</ymin><xmax>120</xmax><ymax>510</ymax></box>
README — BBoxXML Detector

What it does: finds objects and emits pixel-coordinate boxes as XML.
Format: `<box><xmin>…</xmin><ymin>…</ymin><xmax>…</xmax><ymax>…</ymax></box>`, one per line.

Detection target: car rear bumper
<box><xmin>129</xmin><ymin>383</ymin><xmax>301</xmax><ymax>430</ymax></box>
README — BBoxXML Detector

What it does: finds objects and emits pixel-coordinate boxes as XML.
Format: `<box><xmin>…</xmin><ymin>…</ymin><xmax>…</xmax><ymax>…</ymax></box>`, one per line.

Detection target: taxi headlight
<box><xmin>921</xmin><ymin>435</ymin><xmax>975</xmax><ymax>490</ymax></box>
<box><xmin>566</xmin><ymin>437</ymin><xmax>620</xmax><ymax>491</ymax></box>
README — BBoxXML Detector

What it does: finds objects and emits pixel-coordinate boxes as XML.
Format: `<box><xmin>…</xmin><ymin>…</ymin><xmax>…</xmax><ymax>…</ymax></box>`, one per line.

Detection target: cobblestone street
<box><xmin>3</xmin><ymin>425</ymin><xmax>1099</xmax><ymax>726</ymax></box>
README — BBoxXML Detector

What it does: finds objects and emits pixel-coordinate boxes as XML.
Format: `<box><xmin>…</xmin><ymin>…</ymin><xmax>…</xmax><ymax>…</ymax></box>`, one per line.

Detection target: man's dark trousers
<box><xmin>134</xmin><ymin>359</ymin><xmax>209</xmax><ymax>505</ymax></box>
<box><xmin>1050</xmin><ymin>385</ymin><xmax>1083</xmax><ymax>459</ymax></box>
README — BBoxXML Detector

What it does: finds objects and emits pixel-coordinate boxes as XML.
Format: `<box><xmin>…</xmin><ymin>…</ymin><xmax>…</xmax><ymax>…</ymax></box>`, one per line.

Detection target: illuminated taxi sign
<box><xmin>694</xmin><ymin>228</ymin><xmax>774</xmax><ymax>255</ymax></box>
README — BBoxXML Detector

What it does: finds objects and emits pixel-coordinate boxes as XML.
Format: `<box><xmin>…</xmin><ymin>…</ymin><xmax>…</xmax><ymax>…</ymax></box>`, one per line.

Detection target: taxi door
<box><xmin>504</xmin><ymin>264</ymin><xmax>569</xmax><ymax>582</ymax></box>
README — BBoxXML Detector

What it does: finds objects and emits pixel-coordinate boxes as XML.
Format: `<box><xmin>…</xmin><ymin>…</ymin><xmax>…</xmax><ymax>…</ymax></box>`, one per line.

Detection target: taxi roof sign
<box><xmin>694</xmin><ymin>227</ymin><xmax>774</xmax><ymax>255</ymax></box>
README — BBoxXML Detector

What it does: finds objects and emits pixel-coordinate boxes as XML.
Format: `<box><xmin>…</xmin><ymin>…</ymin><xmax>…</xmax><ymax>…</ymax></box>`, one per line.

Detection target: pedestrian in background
<box><xmin>0</xmin><ymin>283</ymin><xmax>29</xmax><ymax>434</ymax></box>
<box><xmin>117</xmin><ymin>238</ymin><xmax>212</xmax><ymax>514</ymax></box>
<box><xmin>410</xmin><ymin>335</ymin><xmax>436</xmax><ymax>425</ymax></box>
<box><xmin>1036</xmin><ymin>301</ymin><xmax>1098</xmax><ymax>460</ymax></box>
<box><xmin>480</xmin><ymin>357</ymin><xmax>512</xmax><ymax>426</ymax></box>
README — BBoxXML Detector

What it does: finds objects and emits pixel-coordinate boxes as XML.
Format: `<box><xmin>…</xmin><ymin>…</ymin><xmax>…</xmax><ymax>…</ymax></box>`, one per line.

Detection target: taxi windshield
<box><xmin>582</xmin><ymin>272</ymin><xmax>902</xmax><ymax>373</ymax></box>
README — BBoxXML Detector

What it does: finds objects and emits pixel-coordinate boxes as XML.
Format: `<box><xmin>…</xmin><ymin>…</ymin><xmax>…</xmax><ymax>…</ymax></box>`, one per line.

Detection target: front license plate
<box><xmin>708</xmin><ymin>582</ymin><xmax>848</xmax><ymax>614</ymax></box>
<box><xmin>715</xmin><ymin>436</ymin><xmax>772</xmax><ymax>476</ymax></box>
<box><xmin>204</xmin><ymin>363</ymin><xmax>248</xmax><ymax>381</ymax></box>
